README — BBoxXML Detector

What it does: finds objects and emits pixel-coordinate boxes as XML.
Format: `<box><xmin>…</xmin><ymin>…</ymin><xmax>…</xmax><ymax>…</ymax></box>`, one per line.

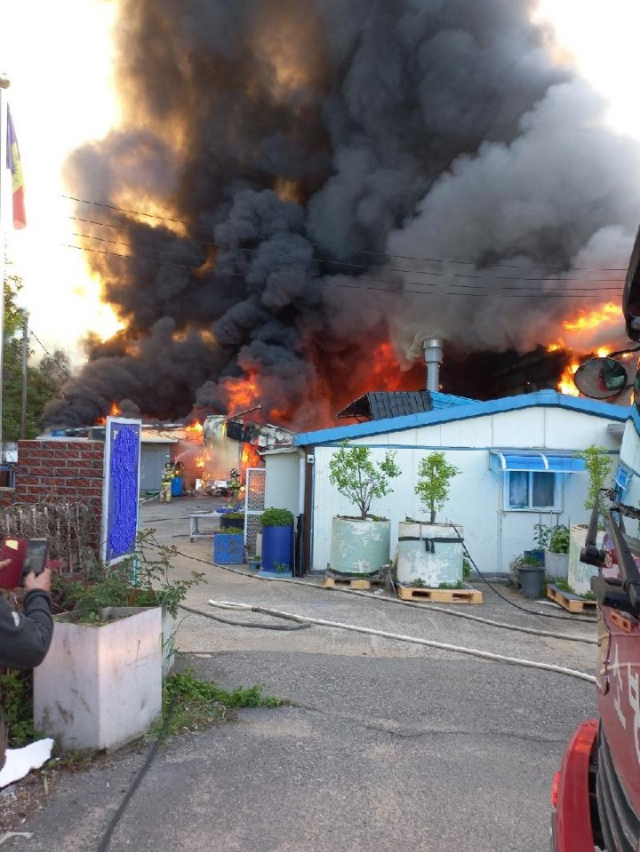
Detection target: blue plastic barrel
<box><xmin>171</xmin><ymin>476</ymin><xmax>183</xmax><ymax>497</ymax></box>
<box><xmin>261</xmin><ymin>525</ymin><xmax>293</xmax><ymax>573</ymax></box>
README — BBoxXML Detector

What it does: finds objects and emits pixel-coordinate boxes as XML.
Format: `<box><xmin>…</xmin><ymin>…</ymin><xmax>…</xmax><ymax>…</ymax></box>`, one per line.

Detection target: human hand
<box><xmin>24</xmin><ymin>567</ymin><xmax>51</xmax><ymax>593</ymax></box>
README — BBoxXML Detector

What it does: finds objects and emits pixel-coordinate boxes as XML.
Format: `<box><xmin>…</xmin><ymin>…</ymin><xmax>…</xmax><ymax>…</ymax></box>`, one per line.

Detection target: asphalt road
<box><xmin>1</xmin><ymin>496</ymin><xmax>597</xmax><ymax>851</ymax></box>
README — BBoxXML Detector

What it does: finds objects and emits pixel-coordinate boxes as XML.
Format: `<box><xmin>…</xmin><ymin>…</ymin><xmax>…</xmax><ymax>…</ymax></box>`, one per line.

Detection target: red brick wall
<box><xmin>15</xmin><ymin>440</ymin><xmax>105</xmax><ymax>508</ymax></box>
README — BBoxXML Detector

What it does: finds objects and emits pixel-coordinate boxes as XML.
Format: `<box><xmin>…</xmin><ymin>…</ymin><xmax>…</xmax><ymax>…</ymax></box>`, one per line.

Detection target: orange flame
<box><xmin>223</xmin><ymin>375</ymin><xmax>260</xmax><ymax>414</ymax></box>
<box><xmin>370</xmin><ymin>342</ymin><xmax>405</xmax><ymax>392</ymax></box>
<box><xmin>95</xmin><ymin>401</ymin><xmax>122</xmax><ymax>425</ymax></box>
<box><xmin>241</xmin><ymin>444</ymin><xmax>262</xmax><ymax>470</ymax></box>
<box><xmin>184</xmin><ymin>420</ymin><xmax>204</xmax><ymax>435</ymax></box>
<box><xmin>562</xmin><ymin>302</ymin><xmax>619</xmax><ymax>332</ymax></box>
<box><xmin>558</xmin><ymin>361</ymin><xmax>580</xmax><ymax>397</ymax></box>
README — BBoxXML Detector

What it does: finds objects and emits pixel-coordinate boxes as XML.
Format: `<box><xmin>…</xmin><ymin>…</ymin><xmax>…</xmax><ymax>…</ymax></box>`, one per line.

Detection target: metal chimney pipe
<box><xmin>423</xmin><ymin>338</ymin><xmax>443</xmax><ymax>391</ymax></box>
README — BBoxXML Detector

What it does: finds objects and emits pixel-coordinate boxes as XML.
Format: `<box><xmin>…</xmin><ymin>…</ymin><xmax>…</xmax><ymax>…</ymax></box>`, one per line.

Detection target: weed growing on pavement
<box><xmin>149</xmin><ymin>668</ymin><xmax>285</xmax><ymax>739</ymax></box>
<box><xmin>0</xmin><ymin>669</ymin><xmax>37</xmax><ymax>747</ymax></box>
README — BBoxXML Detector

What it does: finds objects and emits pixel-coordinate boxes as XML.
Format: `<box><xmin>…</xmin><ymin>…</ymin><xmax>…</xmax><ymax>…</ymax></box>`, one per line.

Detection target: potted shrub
<box><xmin>259</xmin><ymin>508</ymin><xmax>295</xmax><ymax>576</ymax></box>
<box><xmin>568</xmin><ymin>446</ymin><xmax>612</xmax><ymax>596</ymax></box>
<box><xmin>545</xmin><ymin>524</ymin><xmax>570</xmax><ymax>580</ymax></box>
<box><xmin>328</xmin><ymin>444</ymin><xmax>401</xmax><ymax>576</ymax></box>
<box><xmin>220</xmin><ymin>511</ymin><xmax>245</xmax><ymax>532</ymax></box>
<box><xmin>396</xmin><ymin>451</ymin><xmax>462</xmax><ymax>587</ymax></box>
<box><xmin>524</xmin><ymin>523</ymin><xmax>551</xmax><ymax>566</ymax></box>
<box><xmin>34</xmin><ymin>532</ymin><xmax>204</xmax><ymax>752</ymax></box>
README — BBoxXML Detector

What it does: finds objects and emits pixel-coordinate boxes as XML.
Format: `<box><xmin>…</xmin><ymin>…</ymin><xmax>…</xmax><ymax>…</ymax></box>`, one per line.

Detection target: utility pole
<box><xmin>20</xmin><ymin>310</ymin><xmax>28</xmax><ymax>439</ymax></box>
<box><xmin>0</xmin><ymin>74</ymin><xmax>11</xmax><ymax>460</ymax></box>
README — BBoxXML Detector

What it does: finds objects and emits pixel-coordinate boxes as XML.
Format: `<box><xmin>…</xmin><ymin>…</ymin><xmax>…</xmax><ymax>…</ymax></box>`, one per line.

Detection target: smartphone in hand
<box><xmin>0</xmin><ymin>537</ymin><xmax>49</xmax><ymax>589</ymax></box>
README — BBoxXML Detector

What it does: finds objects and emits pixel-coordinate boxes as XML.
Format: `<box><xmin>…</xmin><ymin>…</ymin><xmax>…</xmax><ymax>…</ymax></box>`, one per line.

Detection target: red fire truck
<box><xmin>551</xmin><ymin>229</ymin><xmax>640</xmax><ymax>850</ymax></box>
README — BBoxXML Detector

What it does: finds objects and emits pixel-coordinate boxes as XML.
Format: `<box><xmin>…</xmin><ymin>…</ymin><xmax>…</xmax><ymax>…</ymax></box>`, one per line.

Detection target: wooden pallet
<box><xmin>395</xmin><ymin>584</ymin><xmax>483</xmax><ymax>605</ymax></box>
<box><xmin>546</xmin><ymin>584</ymin><xmax>597</xmax><ymax>614</ymax></box>
<box><xmin>323</xmin><ymin>572</ymin><xmax>385</xmax><ymax>591</ymax></box>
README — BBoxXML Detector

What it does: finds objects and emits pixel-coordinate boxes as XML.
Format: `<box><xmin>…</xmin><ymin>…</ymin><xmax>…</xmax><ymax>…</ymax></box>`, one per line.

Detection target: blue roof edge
<box><xmin>293</xmin><ymin>389</ymin><xmax>629</xmax><ymax>446</ymax></box>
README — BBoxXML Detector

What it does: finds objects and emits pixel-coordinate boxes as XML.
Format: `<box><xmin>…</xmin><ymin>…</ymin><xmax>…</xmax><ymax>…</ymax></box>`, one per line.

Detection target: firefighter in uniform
<box><xmin>160</xmin><ymin>463</ymin><xmax>174</xmax><ymax>503</ymax></box>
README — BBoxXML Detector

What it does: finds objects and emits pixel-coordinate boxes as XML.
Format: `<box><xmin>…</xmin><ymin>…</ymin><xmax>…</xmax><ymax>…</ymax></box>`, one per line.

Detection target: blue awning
<box><xmin>489</xmin><ymin>450</ymin><xmax>586</xmax><ymax>473</ymax></box>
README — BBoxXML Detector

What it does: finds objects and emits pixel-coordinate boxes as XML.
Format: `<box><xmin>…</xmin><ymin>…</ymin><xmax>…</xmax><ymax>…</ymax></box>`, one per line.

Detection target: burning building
<box><xmin>43</xmin><ymin>0</ymin><xmax>640</xmax><ymax>429</ymax></box>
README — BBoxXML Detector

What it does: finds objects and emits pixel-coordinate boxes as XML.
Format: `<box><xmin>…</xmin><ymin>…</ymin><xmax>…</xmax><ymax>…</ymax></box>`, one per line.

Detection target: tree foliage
<box><xmin>576</xmin><ymin>445</ymin><xmax>613</xmax><ymax>520</ymax></box>
<box><xmin>414</xmin><ymin>451</ymin><xmax>461</xmax><ymax>523</ymax></box>
<box><xmin>328</xmin><ymin>443</ymin><xmax>401</xmax><ymax>519</ymax></box>
<box><xmin>2</xmin><ymin>274</ymin><xmax>72</xmax><ymax>441</ymax></box>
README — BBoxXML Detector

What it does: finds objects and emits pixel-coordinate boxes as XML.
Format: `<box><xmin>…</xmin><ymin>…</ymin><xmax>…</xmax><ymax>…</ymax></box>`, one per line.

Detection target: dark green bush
<box><xmin>259</xmin><ymin>508</ymin><xmax>294</xmax><ymax>528</ymax></box>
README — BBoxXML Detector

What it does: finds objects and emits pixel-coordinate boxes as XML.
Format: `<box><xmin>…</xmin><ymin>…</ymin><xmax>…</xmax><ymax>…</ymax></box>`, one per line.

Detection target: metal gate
<box><xmin>244</xmin><ymin>468</ymin><xmax>266</xmax><ymax>556</ymax></box>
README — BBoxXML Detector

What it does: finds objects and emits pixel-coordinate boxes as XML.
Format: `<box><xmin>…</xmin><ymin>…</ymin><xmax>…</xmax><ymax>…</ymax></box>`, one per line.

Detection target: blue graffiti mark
<box><xmin>108</xmin><ymin>426</ymin><xmax>139</xmax><ymax>557</ymax></box>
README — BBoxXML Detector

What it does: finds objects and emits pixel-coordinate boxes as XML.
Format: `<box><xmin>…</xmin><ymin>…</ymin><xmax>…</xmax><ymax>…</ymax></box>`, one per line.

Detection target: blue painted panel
<box><xmin>106</xmin><ymin>419</ymin><xmax>141</xmax><ymax>563</ymax></box>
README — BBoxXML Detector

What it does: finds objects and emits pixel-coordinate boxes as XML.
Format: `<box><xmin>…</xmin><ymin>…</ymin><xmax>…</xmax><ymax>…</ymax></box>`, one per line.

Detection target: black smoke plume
<box><xmin>44</xmin><ymin>0</ymin><xmax>640</xmax><ymax>428</ymax></box>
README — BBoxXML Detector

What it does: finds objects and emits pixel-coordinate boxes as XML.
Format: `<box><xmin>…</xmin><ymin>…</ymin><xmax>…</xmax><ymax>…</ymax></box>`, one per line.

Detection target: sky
<box><xmin>0</xmin><ymin>0</ymin><xmax>639</xmax><ymax>366</ymax></box>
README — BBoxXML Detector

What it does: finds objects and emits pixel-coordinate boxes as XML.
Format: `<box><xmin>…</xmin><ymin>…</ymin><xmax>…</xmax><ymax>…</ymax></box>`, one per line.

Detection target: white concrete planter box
<box><xmin>544</xmin><ymin>551</ymin><xmax>569</xmax><ymax>581</ymax></box>
<box><xmin>34</xmin><ymin>607</ymin><xmax>163</xmax><ymax>752</ymax></box>
<box><xmin>329</xmin><ymin>517</ymin><xmax>391</xmax><ymax>575</ymax></box>
<box><xmin>568</xmin><ymin>524</ymin><xmax>605</xmax><ymax>596</ymax></box>
<box><xmin>395</xmin><ymin>521</ymin><xmax>463</xmax><ymax>586</ymax></box>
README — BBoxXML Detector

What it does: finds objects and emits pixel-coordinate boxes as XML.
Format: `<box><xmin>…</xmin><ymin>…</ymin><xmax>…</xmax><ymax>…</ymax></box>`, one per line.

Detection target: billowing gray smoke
<box><xmin>43</xmin><ymin>0</ymin><xmax>640</xmax><ymax>428</ymax></box>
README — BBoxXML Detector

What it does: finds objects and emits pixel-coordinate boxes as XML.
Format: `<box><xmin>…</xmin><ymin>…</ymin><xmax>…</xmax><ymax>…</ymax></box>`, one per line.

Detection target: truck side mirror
<box><xmin>573</xmin><ymin>357</ymin><xmax>630</xmax><ymax>399</ymax></box>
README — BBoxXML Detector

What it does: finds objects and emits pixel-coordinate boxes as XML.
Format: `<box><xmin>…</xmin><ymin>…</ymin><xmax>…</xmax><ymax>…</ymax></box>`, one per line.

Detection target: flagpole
<box><xmin>0</xmin><ymin>74</ymin><xmax>9</xmax><ymax>462</ymax></box>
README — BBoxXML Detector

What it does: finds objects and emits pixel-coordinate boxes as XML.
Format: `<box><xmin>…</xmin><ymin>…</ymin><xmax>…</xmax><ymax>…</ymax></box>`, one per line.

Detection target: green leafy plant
<box><xmin>150</xmin><ymin>668</ymin><xmax>285</xmax><ymax>739</ymax></box>
<box><xmin>414</xmin><ymin>452</ymin><xmax>461</xmax><ymax>524</ymax></box>
<box><xmin>576</xmin><ymin>445</ymin><xmax>613</xmax><ymax>526</ymax></box>
<box><xmin>552</xmin><ymin>577</ymin><xmax>576</xmax><ymax>595</ymax></box>
<box><xmin>273</xmin><ymin>562</ymin><xmax>291</xmax><ymax>574</ymax></box>
<box><xmin>463</xmin><ymin>556</ymin><xmax>472</xmax><ymax>580</ymax></box>
<box><xmin>410</xmin><ymin>578</ymin><xmax>426</xmax><ymax>587</ymax></box>
<box><xmin>52</xmin><ymin>529</ymin><xmax>205</xmax><ymax>621</ymax></box>
<box><xmin>328</xmin><ymin>443</ymin><xmax>401</xmax><ymax>520</ymax></box>
<box><xmin>548</xmin><ymin>524</ymin><xmax>570</xmax><ymax>554</ymax></box>
<box><xmin>259</xmin><ymin>507</ymin><xmax>295</xmax><ymax>528</ymax></box>
<box><xmin>438</xmin><ymin>580</ymin><xmax>465</xmax><ymax>590</ymax></box>
<box><xmin>224</xmin><ymin>512</ymin><xmax>245</xmax><ymax>520</ymax></box>
<box><xmin>0</xmin><ymin>669</ymin><xmax>37</xmax><ymax>747</ymax></box>
<box><xmin>533</xmin><ymin>523</ymin><xmax>551</xmax><ymax>550</ymax></box>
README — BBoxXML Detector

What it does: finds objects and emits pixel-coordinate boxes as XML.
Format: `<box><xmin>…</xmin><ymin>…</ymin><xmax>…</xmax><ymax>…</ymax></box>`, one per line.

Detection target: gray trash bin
<box><xmin>518</xmin><ymin>565</ymin><xmax>545</xmax><ymax>599</ymax></box>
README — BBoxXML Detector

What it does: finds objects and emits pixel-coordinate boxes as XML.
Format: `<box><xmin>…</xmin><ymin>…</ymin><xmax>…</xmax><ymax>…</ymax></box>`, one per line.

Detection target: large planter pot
<box><xmin>568</xmin><ymin>524</ymin><xmax>605</xmax><ymax>596</ymax></box>
<box><xmin>329</xmin><ymin>517</ymin><xmax>391</xmax><ymax>576</ymax></box>
<box><xmin>395</xmin><ymin>521</ymin><xmax>463</xmax><ymax>587</ymax></box>
<box><xmin>261</xmin><ymin>525</ymin><xmax>293</xmax><ymax>573</ymax></box>
<box><xmin>34</xmin><ymin>607</ymin><xmax>163</xmax><ymax>751</ymax></box>
<box><xmin>518</xmin><ymin>565</ymin><xmax>545</xmax><ymax>599</ymax></box>
<box><xmin>544</xmin><ymin>551</ymin><xmax>569</xmax><ymax>581</ymax></box>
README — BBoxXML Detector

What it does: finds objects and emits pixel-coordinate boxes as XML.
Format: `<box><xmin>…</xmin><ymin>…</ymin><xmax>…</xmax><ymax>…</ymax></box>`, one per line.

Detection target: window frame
<box><xmin>503</xmin><ymin>470</ymin><xmax>561</xmax><ymax>512</ymax></box>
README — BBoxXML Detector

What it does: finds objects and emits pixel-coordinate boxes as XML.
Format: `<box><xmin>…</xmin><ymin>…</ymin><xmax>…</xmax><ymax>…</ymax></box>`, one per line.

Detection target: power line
<box><xmin>66</xmin><ymin>218</ymin><xmax>626</xmax><ymax>284</ymax></box>
<box><xmin>61</xmin><ymin>241</ymin><xmax>626</xmax><ymax>298</ymax></box>
<box><xmin>61</xmin><ymin>193</ymin><xmax>630</xmax><ymax>273</ymax></box>
<box><xmin>29</xmin><ymin>329</ymin><xmax>75</xmax><ymax>382</ymax></box>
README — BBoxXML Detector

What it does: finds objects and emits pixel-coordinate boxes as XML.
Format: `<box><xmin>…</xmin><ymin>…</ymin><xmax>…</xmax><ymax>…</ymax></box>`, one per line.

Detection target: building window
<box><xmin>505</xmin><ymin>471</ymin><xmax>559</xmax><ymax>511</ymax></box>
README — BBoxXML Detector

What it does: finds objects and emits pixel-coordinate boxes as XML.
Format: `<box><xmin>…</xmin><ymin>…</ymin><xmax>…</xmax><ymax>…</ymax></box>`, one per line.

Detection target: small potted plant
<box><xmin>328</xmin><ymin>444</ymin><xmax>401</xmax><ymax>576</ymax></box>
<box><xmin>568</xmin><ymin>446</ymin><xmax>613</xmax><ymax>595</ymax></box>
<box><xmin>396</xmin><ymin>451</ymin><xmax>462</xmax><ymax>587</ymax></box>
<box><xmin>545</xmin><ymin>524</ymin><xmax>570</xmax><ymax>581</ymax></box>
<box><xmin>259</xmin><ymin>508</ymin><xmax>295</xmax><ymax>576</ymax></box>
<box><xmin>524</xmin><ymin>523</ymin><xmax>550</xmax><ymax>566</ymax></box>
<box><xmin>220</xmin><ymin>511</ymin><xmax>245</xmax><ymax>532</ymax></box>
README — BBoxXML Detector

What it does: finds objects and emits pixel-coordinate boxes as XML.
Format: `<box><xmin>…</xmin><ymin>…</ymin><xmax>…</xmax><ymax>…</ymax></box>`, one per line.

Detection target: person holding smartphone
<box><xmin>0</xmin><ymin>563</ymin><xmax>53</xmax><ymax>770</ymax></box>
